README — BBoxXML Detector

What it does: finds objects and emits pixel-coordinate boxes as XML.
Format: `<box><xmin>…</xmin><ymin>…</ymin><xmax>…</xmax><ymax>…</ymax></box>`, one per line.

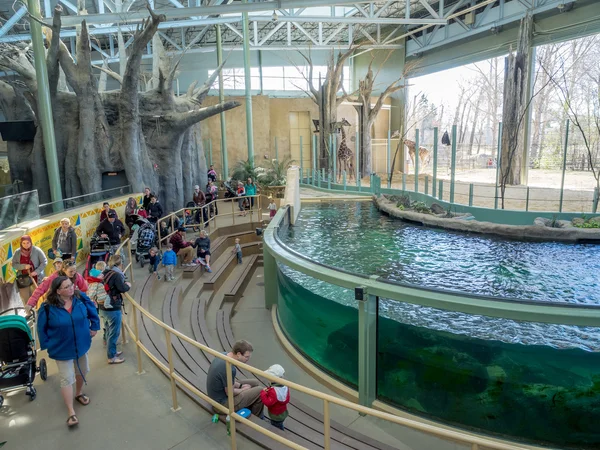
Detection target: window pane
<box><xmin>285</xmin><ymin>77</ymin><xmax>307</xmax><ymax>91</ymax></box>
<box><xmin>263</xmin><ymin>77</ymin><xmax>284</xmax><ymax>90</ymax></box>
<box><xmin>234</xmin><ymin>77</ymin><xmax>245</xmax><ymax>90</ymax></box>
<box><xmin>250</xmin><ymin>67</ymin><xmax>260</xmax><ymax>77</ymax></box>
<box><xmin>263</xmin><ymin>66</ymin><xmax>284</xmax><ymax>77</ymax></box>
<box><xmin>251</xmin><ymin>76</ymin><xmax>261</xmax><ymax>90</ymax></box>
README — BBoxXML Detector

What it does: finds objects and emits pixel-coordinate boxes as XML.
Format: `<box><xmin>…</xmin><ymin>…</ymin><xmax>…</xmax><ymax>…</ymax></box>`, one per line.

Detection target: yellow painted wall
<box><xmin>0</xmin><ymin>193</ymin><xmax>141</xmax><ymax>282</ymax></box>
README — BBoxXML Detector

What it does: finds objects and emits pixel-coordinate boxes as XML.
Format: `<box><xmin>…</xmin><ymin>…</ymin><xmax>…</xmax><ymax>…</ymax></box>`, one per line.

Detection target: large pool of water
<box><xmin>275</xmin><ymin>202</ymin><xmax>600</xmax><ymax>448</ymax></box>
<box><xmin>283</xmin><ymin>202</ymin><xmax>600</xmax><ymax>304</ymax></box>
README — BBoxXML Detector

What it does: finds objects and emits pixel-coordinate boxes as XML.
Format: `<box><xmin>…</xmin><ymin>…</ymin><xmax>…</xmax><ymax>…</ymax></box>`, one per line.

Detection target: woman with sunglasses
<box><xmin>38</xmin><ymin>276</ymin><xmax>100</xmax><ymax>427</ymax></box>
<box><xmin>25</xmin><ymin>259</ymin><xmax>88</xmax><ymax>313</ymax></box>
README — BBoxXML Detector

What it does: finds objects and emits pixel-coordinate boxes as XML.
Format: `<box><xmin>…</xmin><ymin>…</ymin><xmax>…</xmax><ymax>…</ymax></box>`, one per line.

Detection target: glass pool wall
<box><xmin>274</xmin><ymin>225</ymin><xmax>600</xmax><ymax>448</ymax></box>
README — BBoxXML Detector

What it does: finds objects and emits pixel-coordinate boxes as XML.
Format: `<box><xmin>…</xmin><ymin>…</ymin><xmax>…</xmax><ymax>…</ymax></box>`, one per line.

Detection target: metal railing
<box><xmin>156</xmin><ymin>195</ymin><xmax>263</xmax><ymax>252</ymax></box>
<box><xmin>38</xmin><ymin>185</ymin><xmax>132</xmax><ymax>217</ymax></box>
<box><xmin>121</xmin><ymin>292</ymin><xmax>531</xmax><ymax>450</ymax></box>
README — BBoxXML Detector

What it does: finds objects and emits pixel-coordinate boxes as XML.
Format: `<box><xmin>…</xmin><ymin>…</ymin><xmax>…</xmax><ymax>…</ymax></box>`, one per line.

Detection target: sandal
<box><xmin>75</xmin><ymin>394</ymin><xmax>90</xmax><ymax>406</ymax></box>
<box><xmin>67</xmin><ymin>415</ymin><xmax>79</xmax><ymax>427</ymax></box>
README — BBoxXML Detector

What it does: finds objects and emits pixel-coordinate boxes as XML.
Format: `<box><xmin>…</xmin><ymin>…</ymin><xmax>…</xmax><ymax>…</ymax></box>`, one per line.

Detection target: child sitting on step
<box><xmin>260</xmin><ymin>364</ymin><xmax>290</xmax><ymax>430</ymax></box>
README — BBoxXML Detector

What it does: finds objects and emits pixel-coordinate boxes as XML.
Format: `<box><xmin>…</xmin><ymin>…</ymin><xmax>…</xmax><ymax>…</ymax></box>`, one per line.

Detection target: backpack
<box><xmin>102</xmin><ymin>271</ymin><xmax>119</xmax><ymax>308</ymax></box>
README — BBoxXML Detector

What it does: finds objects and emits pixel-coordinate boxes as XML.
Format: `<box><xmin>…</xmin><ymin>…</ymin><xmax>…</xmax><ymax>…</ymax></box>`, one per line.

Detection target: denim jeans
<box><xmin>237</xmin><ymin>251</ymin><xmax>243</xmax><ymax>264</ymax></box>
<box><xmin>101</xmin><ymin>309</ymin><xmax>122</xmax><ymax>359</ymax></box>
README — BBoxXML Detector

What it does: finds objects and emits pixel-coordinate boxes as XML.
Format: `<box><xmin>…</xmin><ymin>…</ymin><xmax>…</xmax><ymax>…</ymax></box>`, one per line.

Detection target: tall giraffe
<box><xmin>337</xmin><ymin>118</ymin><xmax>354</xmax><ymax>180</ymax></box>
<box><xmin>403</xmin><ymin>139</ymin><xmax>431</xmax><ymax>168</ymax></box>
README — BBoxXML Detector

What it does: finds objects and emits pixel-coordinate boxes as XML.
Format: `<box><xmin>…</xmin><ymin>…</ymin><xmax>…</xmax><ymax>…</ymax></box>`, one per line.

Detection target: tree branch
<box><xmin>92</xmin><ymin>64</ymin><xmax>123</xmax><ymax>84</ymax></box>
<box><xmin>166</xmin><ymin>100</ymin><xmax>241</xmax><ymax>130</ymax></box>
<box><xmin>191</xmin><ymin>58</ymin><xmax>228</xmax><ymax>104</ymax></box>
<box><xmin>46</xmin><ymin>5</ymin><xmax>63</xmax><ymax>97</ymax></box>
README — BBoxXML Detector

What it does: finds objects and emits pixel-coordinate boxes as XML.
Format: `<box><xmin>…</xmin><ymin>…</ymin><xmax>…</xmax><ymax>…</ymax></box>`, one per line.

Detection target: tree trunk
<box><xmin>500</xmin><ymin>16</ymin><xmax>532</xmax><ymax>192</ymax></box>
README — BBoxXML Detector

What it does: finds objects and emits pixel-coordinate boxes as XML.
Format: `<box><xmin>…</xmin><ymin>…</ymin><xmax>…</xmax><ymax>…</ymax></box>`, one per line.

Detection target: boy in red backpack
<box><xmin>259</xmin><ymin>364</ymin><xmax>290</xmax><ymax>430</ymax></box>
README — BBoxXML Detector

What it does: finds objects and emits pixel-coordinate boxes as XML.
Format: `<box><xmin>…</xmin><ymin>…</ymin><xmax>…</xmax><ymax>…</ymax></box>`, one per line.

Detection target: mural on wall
<box><xmin>0</xmin><ymin>197</ymin><xmax>131</xmax><ymax>282</ymax></box>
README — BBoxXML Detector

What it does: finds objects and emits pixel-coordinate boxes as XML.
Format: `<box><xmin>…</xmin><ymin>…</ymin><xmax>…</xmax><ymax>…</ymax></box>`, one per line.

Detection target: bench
<box><xmin>223</xmin><ymin>254</ymin><xmax>260</xmax><ymax>307</ymax></box>
<box><xmin>183</xmin><ymin>230</ymin><xmax>258</xmax><ymax>279</ymax></box>
<box><xmin>203</xmin><ymin>242</ymin><xmax>260</xmax><ymax>292</ymax></box>
<box><xmin>134</xmin><ymin>275</ymin><xmax>292</xmax><ymax>449</ymax></box>
<box><xmin>215</xmin><ymin>306</ymin><xmax>397</xmax><ymax>450</ymax></box>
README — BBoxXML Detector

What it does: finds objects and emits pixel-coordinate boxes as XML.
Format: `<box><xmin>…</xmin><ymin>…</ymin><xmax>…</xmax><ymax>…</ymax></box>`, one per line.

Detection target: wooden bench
<box><xmin>183</xmin><ymin>230</ymin><xmax>258</xmax><ymax>279</ymax></box>
<box><xmin>223</xmin><ymin>254</ymin><xmax>260</xmax><ymax>307</ymax></box>
<box><xmin>203</xmin><ymin>242</ymin><xmax>260</xmax><ymax>292</ymax></box>
<box><xmin>134</xmin><ymin>275</ymin><xmax>292</xmax><ymax>449</ymax></box>
<box><xmin>215</xmin><ymin>306</ymin><xmax>397</xmax><ymax>450</ymax></box>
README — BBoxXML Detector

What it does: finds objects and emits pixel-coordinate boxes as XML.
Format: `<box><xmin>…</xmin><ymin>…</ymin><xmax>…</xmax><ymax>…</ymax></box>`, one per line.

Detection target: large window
<box><xmin>209</xmin><ymin>65</ymin><xmax>350</xmax><ymax>92</ymax></box>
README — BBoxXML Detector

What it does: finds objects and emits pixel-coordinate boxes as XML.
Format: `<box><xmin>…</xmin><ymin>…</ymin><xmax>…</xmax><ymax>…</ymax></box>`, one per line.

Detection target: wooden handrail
<box><xmin>122</xmin><ymin>290</ymin><xmax>531</xmax><ymax>450</ymax></box>
<box><xmin>156</xmin><ymin>195</ymin><xmax>263</xmax><ymax>252</ymax></box>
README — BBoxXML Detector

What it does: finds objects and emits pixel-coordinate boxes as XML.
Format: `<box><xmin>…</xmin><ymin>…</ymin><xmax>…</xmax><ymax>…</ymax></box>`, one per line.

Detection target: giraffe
<box><xmin>403</xmin><ymin>139</ymin><xmax>431</xmax><ymax>168</ymax></box>
<box><xmin>336</xmin><ymin>118</ymin><xmax>354</xmax><ymax>180</ymax></box>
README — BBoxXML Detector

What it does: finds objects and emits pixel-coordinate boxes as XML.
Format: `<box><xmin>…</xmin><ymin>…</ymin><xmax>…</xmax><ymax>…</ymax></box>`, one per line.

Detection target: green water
<box><xmin>275</xmin><ymin>202</ymin><xmax>600</xmax><ymax>448</ymax></box>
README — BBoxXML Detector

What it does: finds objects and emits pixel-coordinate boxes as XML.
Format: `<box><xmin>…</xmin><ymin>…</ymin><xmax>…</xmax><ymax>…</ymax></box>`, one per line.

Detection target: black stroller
<box><xmin>0</xmin><ymin>308</ymin><xmax>47</xmax><ymax>406</ymax></box>
<box><xmin>222</xmin><ymin>181</ymin><xmax>237</xmax><ymax>200</ymax></box>
<box><xmin>84</xmin><ymin>234</ymin><xmax>112</xmax><ymax>277</ymax></box>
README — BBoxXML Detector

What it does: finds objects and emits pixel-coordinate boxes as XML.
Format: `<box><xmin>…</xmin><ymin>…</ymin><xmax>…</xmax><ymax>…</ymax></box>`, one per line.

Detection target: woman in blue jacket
<box><xmin>37</xmin><ymin>276</ymin><xmax>100</xmax><ymax>427</ymax></box>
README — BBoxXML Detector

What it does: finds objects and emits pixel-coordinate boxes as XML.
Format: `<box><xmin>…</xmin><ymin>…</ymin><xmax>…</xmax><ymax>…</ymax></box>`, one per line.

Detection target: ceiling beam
<box><xmin>59</xmin><ymin>0</ymin><xmax>376</xmax><ymax>26</ymax></box>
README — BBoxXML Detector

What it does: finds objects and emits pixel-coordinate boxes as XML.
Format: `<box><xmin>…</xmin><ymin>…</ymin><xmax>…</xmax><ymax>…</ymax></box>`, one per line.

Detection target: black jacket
<box><xmin>100</xmin><ymin>267</ymin><xmax>130</xmax><ymax>310</ymax></box>
<box><xmin>142</xmin><ymin>194</ymin><xmax>153</xmax><ymax>211</ymax></box>
<box><xmin>96</xmin><ymin>219</ymin><xmax>126</xmax><ymax>245</ymax></box>
<box><xmin>147</xmin><ymin>202</ymin><xmax>163</xmax><ymax>219</ymax></box>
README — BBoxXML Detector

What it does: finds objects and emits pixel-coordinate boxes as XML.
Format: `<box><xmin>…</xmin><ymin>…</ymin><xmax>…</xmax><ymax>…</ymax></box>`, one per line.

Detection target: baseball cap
<box><xmin>264</xmin><ymin>364</ymin><xmax>285</xmax><ymax>378</ymax></box>
<box><xmin>194</xmin><ymin>185</ymin><xmax>200</xmax><ymax>190</ymax></box>
<box><xmin>53</xmin><ymin>257</ymin><xmax>64</xmax><ymax>264</ymax></box>
<box><xmin>108</xmin><ymin>211</ymin><xmax>117</xmax><ymax>218</ymax></box>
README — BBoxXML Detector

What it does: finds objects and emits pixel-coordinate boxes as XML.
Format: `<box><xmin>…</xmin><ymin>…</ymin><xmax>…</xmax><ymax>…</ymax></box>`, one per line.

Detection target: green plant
<box><xmin>397</xmin><ymin>204</ymin><xmax>405</xmax><ymax>211</ymax></box>
<box><xmin>574</xmin><ymin>222</ymin><xmax>600</xmax><ymax>229</ymax></box>
<box><xmin>550</xmin><ymin>214</ymin><xmax>559</xmax><ymax>228</ymax></box>
<box><xmin>256</xmin><ymin>157</ymin><xmax>295</xmax><ymax>187</ymax></box>
<box><xmin>231</xmin><ymin>159</ymin><xmax>260</xmax><ymax>184</ymax></box>
<box><xmin>411</xmin><ymin>201</ymin><xmax>431</xmax><ymax>214</ymax></box>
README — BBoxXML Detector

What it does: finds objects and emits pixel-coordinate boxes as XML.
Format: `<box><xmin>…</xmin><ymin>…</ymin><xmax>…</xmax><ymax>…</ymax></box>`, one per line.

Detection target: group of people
<box><xmin>207</xmin><ymin>340</ymin><xmax>291</xmax><ymax>430</ymax></box>
<box><xmin>13</xmin><ymin>172</ymin><xmax>288</xmax><ymax>430</ymax></box>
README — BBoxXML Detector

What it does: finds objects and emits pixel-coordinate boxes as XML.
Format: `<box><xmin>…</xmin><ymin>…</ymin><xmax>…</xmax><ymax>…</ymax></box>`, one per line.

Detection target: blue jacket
<box><xmin>37</xmin><ymin>293</ymin><xmax>100</xmax><ymax>361</ymax></box>
<box><xmin>162</xmin><ymin>249</ymin><xmax>177</xmax><ymax>266</ymax></box>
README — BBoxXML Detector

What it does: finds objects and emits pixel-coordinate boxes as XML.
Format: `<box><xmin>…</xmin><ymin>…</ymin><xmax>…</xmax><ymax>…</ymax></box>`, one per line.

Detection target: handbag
<box><xmin>47</xmin><ymin>248</ymin><xmax>56</xmax><ymax>260</ymax></box>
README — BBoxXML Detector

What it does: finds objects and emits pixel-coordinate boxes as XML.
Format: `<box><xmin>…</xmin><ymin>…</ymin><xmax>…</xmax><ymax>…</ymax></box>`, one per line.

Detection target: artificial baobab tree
<box><xmin>295</xmin><ymin>45</ymin><xmax>360</xmax><ymax>170</ymax></box>
<box><xmin>0</xmin><ymin>4</ymin><xmax>239</xmax><ymax>211</ymax></box>
<box><xmin>354</xmin><ymin>56</ymin><xmax>408</xmax><ymax>177</ymax></box>
<box><xmin>498</xmin><ymin>16</ymin><xmax>532</xmax><ymax>189</ymax></box>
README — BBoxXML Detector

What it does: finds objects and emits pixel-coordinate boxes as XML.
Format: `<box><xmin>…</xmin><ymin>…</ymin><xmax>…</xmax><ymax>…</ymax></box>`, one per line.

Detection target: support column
<box><xmin>358</xmin><ymin>287</ymin><xmax>377</xmax><ymax>408</ymax></box>
<box><xmin>450</xmin><ymin>124</ymin><xmax>457</xmax><ymax>204</ymax></box>
<box><xmin>216</xmin><ymin>24</ymin><xmax>228</xmax><ymax>179</ymax></box>
<box><xmin>27</xmin><ymin>0</ymin><xmax>63</xmax><ymax>207</ymax></box>
<box><xmin>263</xmin><ymin>248</ymin><xmax>278</xmax><ymax>309</ymax></box>
<box><xmin>521</xmin><ymin>45</ymin><xmax>536</xmax><ymax>185</ymax></box>
<box><xmin>242</xmin><ymin>1</ymin><xmax>254</xmax><ymax>164</ymax></box>
<box><xmin>258</xmin><ymin>50</ymin><xmax>264</xmax><ymax>95</ymax></box>
<box><xmin>432</xmin><ymin>127</ymin><xmax>438</xmax><ymax>197</ymax></box>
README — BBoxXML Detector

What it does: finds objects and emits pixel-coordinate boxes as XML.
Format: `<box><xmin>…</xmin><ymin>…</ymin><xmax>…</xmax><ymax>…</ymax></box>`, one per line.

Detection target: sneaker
<box><xmin>206</xmin><ymin>266</ymin><xmax>212</xmax><ymax>273</ymax></box>
<box><xmin>108</xmin><ymin>357</ymin><xmax>125</xmax><ymax>364</ymax></box>
<box><xmin>157</xmin><ymin>275</ymin><xmax>161</xmax><ymax>280</ymax></box>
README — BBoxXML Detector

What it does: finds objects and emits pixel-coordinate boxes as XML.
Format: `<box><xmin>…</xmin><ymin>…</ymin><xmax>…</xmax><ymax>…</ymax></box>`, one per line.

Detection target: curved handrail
<box><xmin>264</xmin><ymin>206</ymin><xmax>600</xmax><ymax>327</ymax></box>
<box><xmin>122</xmin><ymin>289</ymin><xmax>531</xmax><ymax>450</ymax></box>
<box><xmin>156</xmin><ymin>195</ymin><xmax>263</xmax><ymax>251</ymax></box>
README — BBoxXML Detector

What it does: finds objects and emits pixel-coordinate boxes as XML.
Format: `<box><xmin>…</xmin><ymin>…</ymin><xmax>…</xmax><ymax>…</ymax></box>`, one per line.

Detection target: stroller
<box><xmin>222</xmin><ymin>181</ymin><xmax>237</xmax><ymax>200</ymax></box>
<box><xmin>0</xmin><ymin>308</ymin><xmax>47</xmax><ymax>406</ymax></box>
<box><xmin>135</xmin><ymin>220</ymin><xmax>157</xmax><ymax>268</ymax></box>
<box><xmin>84</xmin><ymin>234</ymin><xmax>112</xmax><ymax>277</ymax></box>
